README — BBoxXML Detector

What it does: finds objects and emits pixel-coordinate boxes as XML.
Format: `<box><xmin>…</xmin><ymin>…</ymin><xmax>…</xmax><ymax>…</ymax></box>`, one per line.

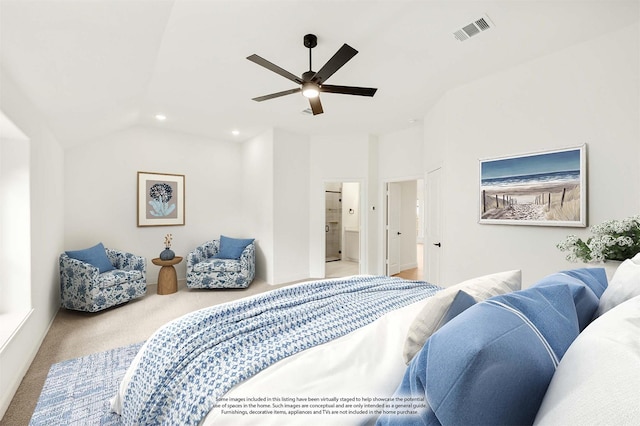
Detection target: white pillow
<box><xmin>402</xmin><ymin>270</ymin><xmax>521</xmax><ymax>364</ymax></box>
<box><xmin>534</xmin><ymin>294</ymin><xmax>640</xmax><ymax>426</ymax></box>
<box><xmin>596</xmin><ymin>253</ymin><xmax>640</xmax><ymax>317</ymax></box>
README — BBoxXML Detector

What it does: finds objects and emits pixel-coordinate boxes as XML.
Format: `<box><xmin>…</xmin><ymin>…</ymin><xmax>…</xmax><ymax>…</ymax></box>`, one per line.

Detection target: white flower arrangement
<box><xmin>557</xmin><ymin>215</ymin><xmax>640</xmax><ymax>262</ymax></box>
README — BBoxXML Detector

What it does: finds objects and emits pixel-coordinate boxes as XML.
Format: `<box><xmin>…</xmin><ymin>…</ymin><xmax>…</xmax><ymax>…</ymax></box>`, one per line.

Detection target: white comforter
<box><xmin>112</xmin><ymin>277</ymin><xmax>431</xmax><ymax>425</ymax></box>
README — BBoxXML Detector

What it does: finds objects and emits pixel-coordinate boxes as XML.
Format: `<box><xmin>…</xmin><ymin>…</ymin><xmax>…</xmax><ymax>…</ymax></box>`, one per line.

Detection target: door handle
<box><xmin>326</xmin><ymin>225</ymin><xmax>329</xmax><ymax>233</ymax></box>
<box><xmin>397</xmin><ymin>231</ymin><xmax>402</xmax><ymax>235</ymax></box>
<box><xmin>433</xmin><ymin>242</ymin><xmax>441</xmax><ymax>247</ymax></box>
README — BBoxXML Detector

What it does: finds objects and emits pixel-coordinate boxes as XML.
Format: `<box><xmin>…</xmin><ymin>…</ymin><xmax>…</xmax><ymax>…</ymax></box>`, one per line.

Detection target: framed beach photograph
<box><xmin>137</xmin><ymin>172</ymin><xmax>185</xmax><ymax>227</ymax></box>
<box><xmin>479</xmin><ymin>144</ymin><xmax>587</xmax><ymax>227</ymax></box>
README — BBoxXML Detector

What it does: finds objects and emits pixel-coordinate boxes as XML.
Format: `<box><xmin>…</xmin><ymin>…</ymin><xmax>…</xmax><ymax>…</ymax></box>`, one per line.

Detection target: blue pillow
<box><xmin>214</xmin><ymin>235</ymin><xmax>254</xmax><ymax>259</ymax></box>
<box><xmin>383</xmin><ymin>284</ymin><xmax>581</xmax><ymax>426</ymax></box>
<box><xmin>561</xmin><ymin>267</ymin><xmax>608</xmax><ymax>298</ymax></box>
<box><xmin>532</xmin><ymin>268</ymin><xmax>606</xmax><ymax>330</ymax></box>
<box><xmin>439</xmin><ymin>290</ymin><xmax>476</xmax><ymax>326</ymax></box>
<box><xmin>65</xmin><ymin>242</ymin><xmax>114</xmax><ymax>273</ymax></box>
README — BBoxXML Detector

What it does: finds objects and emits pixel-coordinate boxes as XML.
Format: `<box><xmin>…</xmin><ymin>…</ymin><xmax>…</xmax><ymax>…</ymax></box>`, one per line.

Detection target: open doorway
<box><xmin>325</xmin><ymin>182</ymin><xmax>361</xmax><ymax>278</ymax></box>
<box><xmin>385</xmin><ymin>179</ymin><xmax>424</xmax><ymax>280</ymax></box>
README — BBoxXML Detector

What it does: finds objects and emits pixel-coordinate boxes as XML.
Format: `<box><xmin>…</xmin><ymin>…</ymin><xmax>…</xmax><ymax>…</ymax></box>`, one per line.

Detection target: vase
<box><xmin>160</xmin><ymin>248</ymin><xmax>175</xmax><ymax>261</ymax></box>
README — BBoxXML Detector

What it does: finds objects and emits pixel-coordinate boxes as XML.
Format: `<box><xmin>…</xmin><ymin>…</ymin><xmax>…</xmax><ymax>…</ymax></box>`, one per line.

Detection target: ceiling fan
<box><xmin>247</xmin><ymin>34</ymin><xmax>377</xmax><ymax>115</ymax></box>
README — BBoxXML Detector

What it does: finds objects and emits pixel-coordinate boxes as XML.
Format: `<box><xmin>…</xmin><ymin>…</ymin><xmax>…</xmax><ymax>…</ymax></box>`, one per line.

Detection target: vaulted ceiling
<box><xmin>1</xmin><ymin>1</ymin><xmax>637</xmax><ymax>148</ymax></box>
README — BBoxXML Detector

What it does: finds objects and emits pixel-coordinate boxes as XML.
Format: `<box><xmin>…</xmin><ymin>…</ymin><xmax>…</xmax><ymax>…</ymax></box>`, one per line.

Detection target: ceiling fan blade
<box><xmin>247</xmin><ymin>54</ymin><xmax>302</xmax><ymax>84</ymax></box>
<box><xmin>312</xmin><ymin>44</ymin><xmax>358</xmax><ymax>84</ymax></box>
<box><xmin>309</xmin><ymin>96</ymin><xmax>323</xmax><ymax>115</ymax></box>
<box><xmin>320</xmin><ymin>84</ymin><xmax>377</xmax><ymax>97</ymax></box>
<box><xmin>252</xmin><ymin>87</ymin><xmax>301</xmax><ymax>102</ymax></box>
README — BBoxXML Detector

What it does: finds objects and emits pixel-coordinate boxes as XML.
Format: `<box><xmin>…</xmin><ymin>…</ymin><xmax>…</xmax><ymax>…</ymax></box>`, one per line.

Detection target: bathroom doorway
<box><xmin>325</xmin><ymin>183</ymin><xmax>342</xmax><ymax>262</ymax></box>
<box><xmin>325</xmin><ymin>182</ymin><xmax>361</xmax><ymax>278</ymax></box>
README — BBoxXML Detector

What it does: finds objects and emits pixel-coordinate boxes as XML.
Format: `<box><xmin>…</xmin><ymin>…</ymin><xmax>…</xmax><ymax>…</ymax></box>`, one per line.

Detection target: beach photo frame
<box><xmin>137</xmin><ymin>172</ymin><xmax>185</xmax><ymax>227</ymax></box>
<box><xmin>479</xmin><ymin>144</ymin><xmax>587</xmax><ymax>227</ymax></box>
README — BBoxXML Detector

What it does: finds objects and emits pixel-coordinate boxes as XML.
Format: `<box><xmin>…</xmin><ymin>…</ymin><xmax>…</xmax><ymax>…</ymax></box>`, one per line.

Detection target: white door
<box><xmin>386</xmin><ymin>182</ymin><xmax>401</xmax><ymax>275</ymax></box>
<box><xmin>426</xmin><ymin>168</ymin><xmax>442</xmax><ymax>284</ymax></box>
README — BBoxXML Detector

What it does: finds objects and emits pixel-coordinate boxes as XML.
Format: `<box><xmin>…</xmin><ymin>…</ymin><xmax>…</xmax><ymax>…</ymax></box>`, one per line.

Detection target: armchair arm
<box><xmin>59</xmin><ymin>253</ymin><xmax>101</xmax><ymax>280</ymax></box>
<box><xmin>187</xmin><ymin>240</ymin><xmax>220</xmax><ymax>267</ymax></box>
<box><xmin>105</xmin><ymin>248</ymin><xmax>146</xmax><ymax>273</ymax></box>
<box><xmin>59</xmin><ymin>253</ymin><xmax>103</xmax><ymax>310</ymax></box>
<box><xmin>239</xmin><ymin>242</ymin><xmax>255</xmax><ymax>274</ymax></box>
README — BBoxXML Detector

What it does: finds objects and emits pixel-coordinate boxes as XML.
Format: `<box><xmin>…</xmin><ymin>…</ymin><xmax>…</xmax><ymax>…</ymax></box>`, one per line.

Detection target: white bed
<box><xmin>111</xmin><ymin>276</ymin><xmax>437</xmax><ymax>425</ymax></box>
<box><xmin>111</xmin><ymin>271</ymin><xmax>521</xmax><ymax>425</ymax></box>
<box><xmin>203</xmin><ymin>294</ymin><xmax>429</xmax><ymax>425</ymax></box>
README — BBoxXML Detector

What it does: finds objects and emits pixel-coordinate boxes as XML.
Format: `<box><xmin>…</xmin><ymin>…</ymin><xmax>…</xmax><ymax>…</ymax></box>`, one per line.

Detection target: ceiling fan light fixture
<box><xmin>301</xmin><ymin>82</ymin><xmax>319</xmax><ymax>98</ymax></box>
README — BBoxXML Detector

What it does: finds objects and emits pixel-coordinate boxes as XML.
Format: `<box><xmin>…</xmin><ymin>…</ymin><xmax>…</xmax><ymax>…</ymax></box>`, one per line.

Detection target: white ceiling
<box><xmin>1</xmin><ymin>0</ymin><xmax>638</xmax><ymax>148</ymax></box>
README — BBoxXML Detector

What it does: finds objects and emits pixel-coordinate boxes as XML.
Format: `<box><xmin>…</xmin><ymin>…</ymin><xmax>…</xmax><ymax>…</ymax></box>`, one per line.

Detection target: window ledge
<box><xmin>0</xmin><ymin>310</ymin><xmax>33</xmax><ymax>353</ymax></box>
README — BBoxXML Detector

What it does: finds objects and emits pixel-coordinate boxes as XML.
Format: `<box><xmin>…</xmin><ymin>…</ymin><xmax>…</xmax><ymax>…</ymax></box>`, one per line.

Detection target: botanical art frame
<box><xmin>137</xmin><ymin>172</ymin><xmax>185</xmax><ymax>227</ymax></box>
<box><xmin>479</xmin><ymin>144</ymin><xmax>587</xmax><ymax>227</ymax></box>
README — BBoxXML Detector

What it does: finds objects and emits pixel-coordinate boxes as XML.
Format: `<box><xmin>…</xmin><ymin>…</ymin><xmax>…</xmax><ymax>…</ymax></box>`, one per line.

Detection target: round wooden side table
<box><xmin>151</xmin><ymin>256</ymin><xmax>183</xmax><ymax>295</ymax></box>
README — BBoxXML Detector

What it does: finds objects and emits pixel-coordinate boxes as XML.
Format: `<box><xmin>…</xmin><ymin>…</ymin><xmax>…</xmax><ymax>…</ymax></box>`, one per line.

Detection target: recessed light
<box><xmin>231</xmin><ymin>130</ymin><xmax>240</xmax><ymax>136</ymax></box>
<box><xmin>155</xmin><ymin>114</ymin><xmax>167</xmax><ymax>121</ymax></box>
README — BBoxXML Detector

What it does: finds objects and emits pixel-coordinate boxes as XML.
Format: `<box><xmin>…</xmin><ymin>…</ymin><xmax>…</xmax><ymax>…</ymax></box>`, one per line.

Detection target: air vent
<box><xmin>453</xmin><ymin>14</ymin><xmax>494</xmax><ymax>41</ymax></box>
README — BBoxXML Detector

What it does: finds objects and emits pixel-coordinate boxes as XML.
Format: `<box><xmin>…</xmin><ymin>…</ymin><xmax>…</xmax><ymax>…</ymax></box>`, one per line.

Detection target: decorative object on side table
<box><xmin>557</xmin><ymin>214</ymin><xmax>640</xmax><ymax>262</ymax></box>
<box><xmin>159</xmin><ymin>233</ymin><xmax>175</xmax><ymax>260</ymax></box>
<box><xmin>152</xmin><ymin>256</ymin><xmax>183</xmax><ymax>295</ymax></box>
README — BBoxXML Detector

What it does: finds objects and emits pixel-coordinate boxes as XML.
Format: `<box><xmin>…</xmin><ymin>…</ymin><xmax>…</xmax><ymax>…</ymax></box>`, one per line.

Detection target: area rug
<box><xmin>30</xmin><ymin>342</ymin><xmax>144</xmax><ymax>425</ymax></box>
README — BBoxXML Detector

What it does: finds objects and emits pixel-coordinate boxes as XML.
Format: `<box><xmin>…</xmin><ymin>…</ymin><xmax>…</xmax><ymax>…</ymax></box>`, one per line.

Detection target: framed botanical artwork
<box><xmin>479</xmin><ymin>144</ymin><xmax>587</xmax><ymax>227</ymax></box>
<box><xmin>137</xmin><ymin>172</ymin><xmax>185</xmax><ymax>227</ymax></box>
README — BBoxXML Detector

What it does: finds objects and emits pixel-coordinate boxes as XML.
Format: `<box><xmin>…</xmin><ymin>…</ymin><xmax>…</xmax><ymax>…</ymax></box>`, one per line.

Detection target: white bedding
<box><xmin>534</xmin><ymin>294</ymin><xmax>640</xmax><ymax>425</ymax></box>
<box><xmin>111</xmin><ymin>277</ymin><xmax>432</xmax><ymax>425</ymax></box>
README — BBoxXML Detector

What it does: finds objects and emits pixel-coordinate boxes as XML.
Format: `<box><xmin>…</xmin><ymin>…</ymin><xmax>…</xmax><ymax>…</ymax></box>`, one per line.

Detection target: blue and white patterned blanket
<box><xmin>120</xmin><ymin>275</ymin><xmax>441</xmax><ymax>425</ymax></box>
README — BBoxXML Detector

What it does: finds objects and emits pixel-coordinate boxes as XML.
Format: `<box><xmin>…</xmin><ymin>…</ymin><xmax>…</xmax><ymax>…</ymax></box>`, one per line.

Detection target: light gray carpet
<box><xmin>1</xmin><ymin>278</ymin><xmax>291</xmax><ymax>426</ymax></box>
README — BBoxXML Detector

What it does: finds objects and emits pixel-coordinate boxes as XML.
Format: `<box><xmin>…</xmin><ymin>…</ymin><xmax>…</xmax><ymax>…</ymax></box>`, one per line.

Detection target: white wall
<box><xmin>242</xmin><ymin>129</ymin><xmax>274</xmax><ymax>283</ymax></box>
<box><xmin>378</xmin><ymin>124</ymin><xmax>424</xmax><ymax>180</ymax></box>
<box><xmin>427</xmin><ymin>22</ymin><xmax>640</xmax><ymax>288</ymax></box>
<box><xmin>64</xmin><ymin>126</ymin><xmax>244</xmax><ymax>283</ymax></box>
<box><xmin>0</xmin><ymin>131</ymin><xmax>30</xmax><ymax>314</ymax></box>
<box><xmin>366</xmin><ymin>135</ymin><xmax>381</xmax><ymax>274</ymax></box>
<box><xmin>272</xmin><ymin>128</ymin><xmax>310</xmax><ymax>284</ymax></box>
<box><xmin>0</xmin><ymin>69</ymin><xmax>64</xmax><ymax>418</ymax></box>
<box><xmin>341</xmin><ymin>182</ymin><xmax>360</xmax><ymax>231</ymax></box>
<box><xmin>241</xmin><ymin>128</ymin><xmax>312</xmax><ymax>285</ymax></box>
<box><xmin>341</xmin><ymin>182</ymin><xmax>360</xmax><ymax>262</ymax></box>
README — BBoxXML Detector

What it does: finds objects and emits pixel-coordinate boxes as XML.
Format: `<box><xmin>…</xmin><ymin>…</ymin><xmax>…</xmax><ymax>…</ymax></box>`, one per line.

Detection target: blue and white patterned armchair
<box><xmin>59</xmin><ymin>248</ymin><xmax>147</xmax><ymax>312</ymax></box>
<box><xmin>187</xmin><ymin>240</ymin><xmax>255</xmax><ymax>289</ymax></box>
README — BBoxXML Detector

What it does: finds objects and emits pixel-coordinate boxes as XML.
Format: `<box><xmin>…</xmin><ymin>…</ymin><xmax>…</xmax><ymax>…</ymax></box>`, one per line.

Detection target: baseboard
<box><xmin>400</xmin><ymin>262</ymin><xmax>418</xmax><ymax>272</ymax></box>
